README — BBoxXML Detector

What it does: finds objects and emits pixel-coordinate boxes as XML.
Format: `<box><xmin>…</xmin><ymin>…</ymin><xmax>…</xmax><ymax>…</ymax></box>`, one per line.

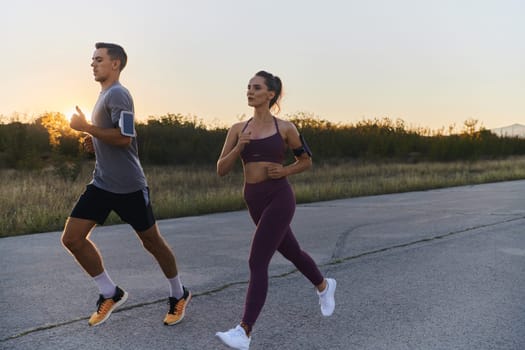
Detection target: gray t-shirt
<box><xmin>90</xmin><ymin>82</ymin><xmax>147</xmax><ymax>193</ymax></box>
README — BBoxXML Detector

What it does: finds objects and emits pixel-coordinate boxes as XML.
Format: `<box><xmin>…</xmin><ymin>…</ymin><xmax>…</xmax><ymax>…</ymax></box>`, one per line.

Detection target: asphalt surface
<box><xmin>1</xmin><ymin>180</ymin><xmax>524</xmax><ymax>350</ymax></box>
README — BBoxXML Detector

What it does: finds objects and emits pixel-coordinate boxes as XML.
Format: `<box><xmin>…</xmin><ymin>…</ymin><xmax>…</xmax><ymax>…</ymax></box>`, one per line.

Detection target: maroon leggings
<box><xmin>242</xmin><ymin>177</ymin><xmax>324</xmax><ymax>328</ymax></box>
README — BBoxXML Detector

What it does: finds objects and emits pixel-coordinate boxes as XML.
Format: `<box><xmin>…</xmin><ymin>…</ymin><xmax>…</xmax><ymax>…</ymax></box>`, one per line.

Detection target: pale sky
<box><xmin>2</xmin><ymin>0</ymin><xmax>524</xmax><ymax>130</ymax></box>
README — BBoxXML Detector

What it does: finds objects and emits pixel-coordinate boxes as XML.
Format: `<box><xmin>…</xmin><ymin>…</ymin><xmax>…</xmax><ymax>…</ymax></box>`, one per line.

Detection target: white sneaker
<box><xmin>216</xmin><ymin>325</ymin><xmax>251</xmax><ymax>350</ymax></box>
<box><xmin>317</xmin><ymin>278</ymin><xmax>337</xmax><ymax>316</ymax></box>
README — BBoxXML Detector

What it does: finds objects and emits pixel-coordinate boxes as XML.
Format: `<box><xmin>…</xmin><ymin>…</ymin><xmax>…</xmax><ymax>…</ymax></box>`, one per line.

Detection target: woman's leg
<box><xmin>241</xmin><ymin>181</ymin><xmax>295</xmax><ymax>329</ymax></box>
<box><xmin>277</xmin><ymin>228</ymin><xmax>324</xmax><ymax>286</ymax></box>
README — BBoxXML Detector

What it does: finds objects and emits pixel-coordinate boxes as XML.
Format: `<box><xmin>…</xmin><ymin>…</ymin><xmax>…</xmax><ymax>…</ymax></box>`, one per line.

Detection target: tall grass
<box><xmin>1</xmin><ymin>157</ymin><xmax>525</xmax><ymax>237</ymax></box>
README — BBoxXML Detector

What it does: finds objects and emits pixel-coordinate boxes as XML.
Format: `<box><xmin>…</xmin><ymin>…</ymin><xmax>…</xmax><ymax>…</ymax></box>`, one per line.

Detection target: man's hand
<box><xmin>70</xmin><ymin>106</ymin><xmax>90</xmax><ymax>132</ymax></box>
<box><xmin>82</xmin><ymin>135</ymin><xmax>95</xmax><ymax>153</ymax></box>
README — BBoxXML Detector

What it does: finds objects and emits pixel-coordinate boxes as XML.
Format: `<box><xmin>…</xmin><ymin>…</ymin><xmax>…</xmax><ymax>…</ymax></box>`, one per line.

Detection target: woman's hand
<box><xmin>235</xmin><ymin>131</ymin><xmax>251</xmax><ymax>152</ymax></box>
<box><xmin>267</xmin><ymin>164</ymin><xmax>287</xmax><ymax>179</ymax></box>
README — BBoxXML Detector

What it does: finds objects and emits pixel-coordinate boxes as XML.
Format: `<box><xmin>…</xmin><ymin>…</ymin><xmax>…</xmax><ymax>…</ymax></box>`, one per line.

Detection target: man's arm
<box><xmin>70</xmin><ymin>106</ymin><xmax>131</xmax><ymax>147</ymax></box>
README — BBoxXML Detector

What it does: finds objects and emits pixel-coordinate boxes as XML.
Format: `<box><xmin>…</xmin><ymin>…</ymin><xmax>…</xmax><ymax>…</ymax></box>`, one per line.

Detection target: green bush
<box><xmin>1</xmin><ymin>112</ymin><xmax>524</xmax><ymax>170</ymax></box>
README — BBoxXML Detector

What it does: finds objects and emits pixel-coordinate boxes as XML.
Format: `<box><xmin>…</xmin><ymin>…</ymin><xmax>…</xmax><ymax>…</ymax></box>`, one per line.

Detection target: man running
<box><xmin>62</xmin><ymin>42</ymin><xmax>191</xmax><ymax>327</ymax></box>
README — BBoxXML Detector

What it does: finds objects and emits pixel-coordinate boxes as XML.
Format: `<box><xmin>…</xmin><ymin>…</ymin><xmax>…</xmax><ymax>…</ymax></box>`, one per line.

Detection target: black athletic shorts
<box><xmin>70</xmin><ymin>184</ymin><xmax>156</xmax><ymax>232</ymax></box>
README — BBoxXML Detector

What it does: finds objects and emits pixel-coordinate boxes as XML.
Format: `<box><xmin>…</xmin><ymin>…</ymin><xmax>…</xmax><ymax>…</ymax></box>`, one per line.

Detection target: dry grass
<box><xmin>1</xmin><ymin>157</ymin><xmax>524</xmax><ymax>237</ymax></box>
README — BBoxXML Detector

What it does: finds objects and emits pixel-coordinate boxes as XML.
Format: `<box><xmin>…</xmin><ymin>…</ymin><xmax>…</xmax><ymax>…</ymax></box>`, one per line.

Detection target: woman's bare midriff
<box><xmin>243</xmin><ymin>161</ymin><xmax>282</xmax><ymax>184</ymax></box>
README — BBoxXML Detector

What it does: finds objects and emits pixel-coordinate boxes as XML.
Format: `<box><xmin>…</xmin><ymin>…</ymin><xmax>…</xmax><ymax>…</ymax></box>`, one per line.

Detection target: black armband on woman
<box><xmin>292</xmin><ymin>134</ymin><xmax>313</xmax><ymax>157</ymax></box>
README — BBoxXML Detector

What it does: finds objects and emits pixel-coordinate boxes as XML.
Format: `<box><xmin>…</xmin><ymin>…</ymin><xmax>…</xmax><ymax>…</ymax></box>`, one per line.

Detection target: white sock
<box><xmin>93</xmin><ymin>270</ymin><xmax>117</xmax><ymax>298</ymax></box>
<box><xmin>168</xmin><ymin>275</ymin><xmax>184</xmax><ymax>299</ymax></box>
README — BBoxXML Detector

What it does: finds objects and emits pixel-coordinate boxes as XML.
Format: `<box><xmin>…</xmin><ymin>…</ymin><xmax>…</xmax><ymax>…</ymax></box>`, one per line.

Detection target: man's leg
<box><xmin>61</xmin><ymin>217</ymin><xmax>103</xmax><ymax>277</ymax></box>
<box><xmin>137</xmin><ymin>224</ymin><xmax>191</xmax><ymax>325</ymax></box>
<box><xmin>61</xmin><ymin>217</ymin><xmax>117</xmax><ymax>296</ymax></box>
<box><xmin>136</xmin><ymin>223</ymin><xmax>178</xmax><ymax>279</ymax></box>
<box><xmin>61</xmin><ymin>216</ymin><xmax>127</xmax><ymax>326</ymax></box>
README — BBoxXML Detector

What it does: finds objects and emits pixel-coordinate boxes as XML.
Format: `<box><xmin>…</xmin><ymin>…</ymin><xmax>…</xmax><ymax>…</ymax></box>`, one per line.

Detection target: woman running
<box><xmin>215</xmin><ymin>70</ymin><xmax>336</xmax><ymax>350</ymax></box>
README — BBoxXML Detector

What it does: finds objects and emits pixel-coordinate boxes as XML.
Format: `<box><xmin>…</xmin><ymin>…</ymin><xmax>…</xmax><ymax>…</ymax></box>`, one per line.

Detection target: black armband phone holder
<box><xmin>293</xmin><ymin>134</ymin><xmax>312</xmax><ymax>157</ymax></box>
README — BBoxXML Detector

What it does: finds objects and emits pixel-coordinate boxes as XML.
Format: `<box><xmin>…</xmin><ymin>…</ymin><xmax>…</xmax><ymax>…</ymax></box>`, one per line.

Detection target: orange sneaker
<box><xmin>163</xmin><ymin>287</ymin><xmax>192</xmax><ymax>325</ymax></box>
<box><xmin>88</xmin><ymin>286</ymin><xmax>128</xmax><ymax>326</ymax></box>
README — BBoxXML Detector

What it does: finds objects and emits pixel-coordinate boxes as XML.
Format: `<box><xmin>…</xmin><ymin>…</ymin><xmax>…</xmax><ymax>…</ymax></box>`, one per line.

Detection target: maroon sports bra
<box><xmin>240</xmin><ymin>117</ymin><xmax>286</xmax><ymax>164</ymax></box>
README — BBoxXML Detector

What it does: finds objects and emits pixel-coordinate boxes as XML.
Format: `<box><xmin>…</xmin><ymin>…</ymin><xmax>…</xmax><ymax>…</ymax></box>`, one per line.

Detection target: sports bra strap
<box><xmin>241</xmin><ymin>117</ymin><xmax>279</xmax><ymax>133</ymax></box>
<box><xmin>241</xmin><ymin>118</ymin><xmax>252</xmax><ymax>132</ymax></box>
<box><xmin>273</xmin><ymin>117</ymin><xmax>280</xmax><ymax>133</ymax></box>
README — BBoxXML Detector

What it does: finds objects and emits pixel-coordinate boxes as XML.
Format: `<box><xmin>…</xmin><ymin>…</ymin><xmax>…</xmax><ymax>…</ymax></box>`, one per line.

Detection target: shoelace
<box><xmin>168</xmin><ymin>297</ymin><xmax>185</xmax><ymax>314</ymax></box>
<box><xmin>96</xmin><ymin>298</ymin><xmax>115</xmax><ymax>314</ymax></box>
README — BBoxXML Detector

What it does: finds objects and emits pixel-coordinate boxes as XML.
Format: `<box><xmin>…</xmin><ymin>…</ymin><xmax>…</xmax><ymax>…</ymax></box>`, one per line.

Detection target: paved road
<box><xmin>1</xmin><ymin>180</ymin><xmax>524</xmax><ymax>350</ymax></box>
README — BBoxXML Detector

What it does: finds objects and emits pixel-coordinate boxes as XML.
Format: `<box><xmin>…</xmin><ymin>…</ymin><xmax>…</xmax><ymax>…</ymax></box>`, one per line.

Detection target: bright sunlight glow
<box><xmin>64</xmin><ymin>106</ymin><xmax>91</xmax><ymax>123</ymax></box>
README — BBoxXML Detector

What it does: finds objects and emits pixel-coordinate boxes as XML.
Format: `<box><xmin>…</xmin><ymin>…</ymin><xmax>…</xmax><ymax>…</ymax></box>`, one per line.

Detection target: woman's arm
<box><xmin>267</xmin><ymin>121</ymin><xmax>312</xmax><ymax>179</ymax></box>
<box><xmin>217</xmin><ymin>123</ymin><xmax>250</xmax><ymax>176</ymax></box>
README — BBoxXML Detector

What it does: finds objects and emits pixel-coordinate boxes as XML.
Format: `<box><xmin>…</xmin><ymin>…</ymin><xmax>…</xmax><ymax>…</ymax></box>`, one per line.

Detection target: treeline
<box><xmin>1</xmin><ymin>112</ymin><xmax>524</xmax><ymax>171</ymax></box>
<box><xmin>290</xmin><ymin>115</ymin><xmax>525</xmax><ymax>163</ymax></box>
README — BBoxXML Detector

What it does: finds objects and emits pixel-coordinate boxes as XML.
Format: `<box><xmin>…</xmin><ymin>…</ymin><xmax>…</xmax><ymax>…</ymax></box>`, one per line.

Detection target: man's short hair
<box><xmin>95</xmin><ymin>42</ymin><xmax>127</xmax><ymax>71</ymax></box>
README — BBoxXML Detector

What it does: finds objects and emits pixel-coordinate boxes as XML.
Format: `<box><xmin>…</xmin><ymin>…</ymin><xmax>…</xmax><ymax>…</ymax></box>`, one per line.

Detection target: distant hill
<box><xmin>491</xmin><ymin>123</ymin><xmax>525</xmax><ymax>138</ymax></box>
